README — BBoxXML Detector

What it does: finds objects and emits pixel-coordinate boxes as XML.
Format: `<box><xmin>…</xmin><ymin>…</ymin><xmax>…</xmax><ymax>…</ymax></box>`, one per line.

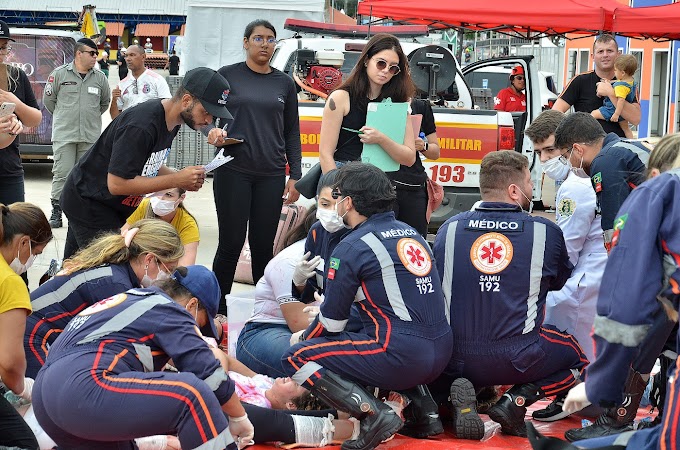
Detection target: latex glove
<box><xmin>303</xmin><ymin>305</ymin><xmax>320</xmax><ymax>324</ymax></box>
<box><xmin>562</xmin><ymin>383</ymin><xmax>591</xmax><ymax>414</ymax></box>
<box><xmin>292</xmin><ymin>252</ymin><xmax>322</xmax><ymax>287</ymax></box>
<box><xmin>229</xmin><ymin>414</ymin><xmax>255</xmax><ymax>449</ymax></box>
<box><xmin>19</xmin><ymin>377</ymin><xmax>34</xmax><ymax>402</ymax></box>
<box><xmin>290</xmin><ymin>329</ymin><xmax>305</xmax><ymax>346</ymax></box>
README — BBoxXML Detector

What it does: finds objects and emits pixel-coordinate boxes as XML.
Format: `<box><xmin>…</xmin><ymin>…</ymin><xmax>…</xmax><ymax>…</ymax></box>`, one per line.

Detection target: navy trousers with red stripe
<box><xmin>33</xmin><ymin>353</ymin><xmax>235</xmax><ymax>450</ymax></box>
<box><xmin>441</xmin><ymin>324</ymin><xmax>587</xmax><ymax>394</ymax></box>
<box><xmin>283</xmin><ymin>328</ymin><xmax>452</xmax><ymax>391</ymax></box>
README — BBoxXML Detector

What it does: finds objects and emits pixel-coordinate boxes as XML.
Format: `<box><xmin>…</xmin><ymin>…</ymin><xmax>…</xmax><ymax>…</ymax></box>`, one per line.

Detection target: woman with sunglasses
<box><xmin>318</xmin><ymin>33</ymin><xmax>416</xmax><ymax>174</ymax></box>
<box><xmin>0</xmin><ymin>202</ymin><xmax>52</xmax><ymax>449</ymax></box>
<box><xmin>494</xmin><ymin>65</ymin><xmax>527</xmax><ymax>112</ymax></box>
<box><xmin>23</xmin><ymin>218</ymin><xmax>184</xmax><ymax>379</ymax></box>
<box><xmin>212</xmin><ymin>20</ymin><xmax>302</xmax><ymax>313</ymax></box>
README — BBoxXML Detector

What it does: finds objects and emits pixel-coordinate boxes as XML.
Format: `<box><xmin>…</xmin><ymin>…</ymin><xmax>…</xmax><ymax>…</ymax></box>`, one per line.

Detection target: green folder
<box><xmin>361</xmin><ymin>98</ymin><xmax>409</xmax><ymax>172</ymax></box>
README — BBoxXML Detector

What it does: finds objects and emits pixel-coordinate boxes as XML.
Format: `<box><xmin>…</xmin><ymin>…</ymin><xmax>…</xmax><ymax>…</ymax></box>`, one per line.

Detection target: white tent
<box><xmin>183</xmin><ymin>0</ymin><xmax>325</xmax><ymax>74</ymax></box>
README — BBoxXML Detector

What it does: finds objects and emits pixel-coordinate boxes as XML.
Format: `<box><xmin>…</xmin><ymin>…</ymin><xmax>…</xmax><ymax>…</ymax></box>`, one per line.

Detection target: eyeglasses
<box><xmin>252</xmin><ymin>36</ymin><xmax>277</xmax><ymax>45</ymax></box>
<box><xmin>81</xmin><ymin>50</ymin><xmax>98</xmax><ymax>57</ymax></box>
<box><xmin>373</xmin><ymin>58</ymin><xmax>401</xmax><ymax>76</ymax></box>
<box><xmin>0</xmin><ymin>46</ymin><xmax>12</xmax><ymax>54</ymax></box>
<box><xmin>513</xmin><ymin>75</ymin><xmax>525</xmax><ymax>81</ymax></box>
<box><xmin>132</xmin><ymin>78</ymin><xmax>138</xmax><ymax>95</ymax></box>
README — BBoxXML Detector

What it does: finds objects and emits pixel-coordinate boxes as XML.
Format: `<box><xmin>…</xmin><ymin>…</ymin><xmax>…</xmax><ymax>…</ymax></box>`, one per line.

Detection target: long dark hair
<box><xmin>338</xmin><ymin>33</ymin><xmax>415</xmax><ymax>105</ymax></box>
<box><xmin>243</xmin><ymin>19</ymin><xmax>276</xmax><ymax>39</ymax></box>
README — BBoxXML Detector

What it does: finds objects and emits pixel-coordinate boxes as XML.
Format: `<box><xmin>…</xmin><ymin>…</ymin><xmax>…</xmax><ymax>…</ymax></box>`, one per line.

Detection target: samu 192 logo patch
<box><xmin>592</xmin><ymin>172</ymin><xmax>603</xmax><ymax>192</ymax></box>
<box><xmin>557</xmin><ymin>198</ymin><xmax>576</xmax><ymax>218</ymax></box>
<box><xmin>470</xmin><ymin>232</ymin><xmax>513</xmax><ymax>274</ymax></box>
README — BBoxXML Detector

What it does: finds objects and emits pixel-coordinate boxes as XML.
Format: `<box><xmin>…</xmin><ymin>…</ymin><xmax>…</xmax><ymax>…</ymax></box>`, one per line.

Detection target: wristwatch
<box><xmin>420</xmin><ymin>137</ymin><xmax>429</xmax><ymax>153</ymax></box>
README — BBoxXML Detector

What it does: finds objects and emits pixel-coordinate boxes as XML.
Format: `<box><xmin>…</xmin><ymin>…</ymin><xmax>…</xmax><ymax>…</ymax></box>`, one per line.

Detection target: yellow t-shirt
<box><xmin>126</xmin><ymin>198</ymin><xmax>200</xmax><ymax>245</ymax></box>
<box><xmin>0</xmin><ymin>256</ymin><xmax>31</xmax><ymax>315</ymax></box>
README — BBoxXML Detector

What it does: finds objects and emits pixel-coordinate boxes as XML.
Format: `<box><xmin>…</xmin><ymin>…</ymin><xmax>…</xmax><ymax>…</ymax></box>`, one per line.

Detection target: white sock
<box><xmin>135</xmin><ymin>435</ymin><xmax>168</xmax><ymax>450</ymax></box>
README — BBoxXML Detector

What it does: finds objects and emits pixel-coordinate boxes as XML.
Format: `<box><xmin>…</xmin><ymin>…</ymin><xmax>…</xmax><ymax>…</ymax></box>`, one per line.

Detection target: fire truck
<box><xmin>271</xmin><ymin>19</ymin><xmax>547</xmax><ymax>231</ymax></box>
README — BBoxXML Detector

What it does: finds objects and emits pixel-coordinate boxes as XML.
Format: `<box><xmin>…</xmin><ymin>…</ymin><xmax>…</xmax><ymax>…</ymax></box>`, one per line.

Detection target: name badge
<box><xmin>88</xmin><ymin>87</ymin><xmax>99</xmax><ymax>95</ymax></box>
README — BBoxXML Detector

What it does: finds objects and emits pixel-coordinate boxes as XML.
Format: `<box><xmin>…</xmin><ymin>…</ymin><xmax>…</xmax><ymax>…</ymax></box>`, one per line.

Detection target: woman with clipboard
<box><xmin>318</xmin><ymin>34</ymin><xmax>416</xmax><ymax>174</ymax></box>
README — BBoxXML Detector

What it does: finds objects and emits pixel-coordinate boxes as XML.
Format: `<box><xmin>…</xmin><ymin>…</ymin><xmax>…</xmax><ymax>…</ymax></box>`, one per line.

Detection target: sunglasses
<box><xmin>331</xmin><ymin>188</ymin><xmax>343</xmax><ymax>199</ymax></box>
<box><xmin>513</xmin><ymin>75</ymin><xmax>525</xmax><ymax>81</ymax></box>
<box><xmin>373</xmin><ymin>58</ymin><xmax>401</xmax><ymax>76</ymax></box>
<box><xmin>81</xmin><ymin>50</ymin><xmax>98</xmax><ymax>57</ymax></box>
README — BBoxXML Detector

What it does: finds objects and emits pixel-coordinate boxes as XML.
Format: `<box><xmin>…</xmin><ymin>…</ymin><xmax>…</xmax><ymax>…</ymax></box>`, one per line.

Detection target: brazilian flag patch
<box><xmin>614</xmin><ymin>213</ymin><xmax>628</xmax><ymax>231</ymax></box>
<box><xmin>592</xmin><ymin>172</ymin><xmax>603</xmax><ymax>192</ymax></box>
<box><xmin>329</xmin><ymin>257</ymin><xmax>340</xmax><ymax>270</ymax></box>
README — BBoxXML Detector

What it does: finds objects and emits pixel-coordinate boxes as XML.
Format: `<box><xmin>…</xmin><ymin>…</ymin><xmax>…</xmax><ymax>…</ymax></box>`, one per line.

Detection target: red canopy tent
<box><xmin>612</xmin><ymin>3</ymin><xmax>680</xmax><ymax>41</ymax></box>
<box><xmin>356</xmin><ymin>0</ymin><xmax>626</xmax><ymax>38</ymax></box>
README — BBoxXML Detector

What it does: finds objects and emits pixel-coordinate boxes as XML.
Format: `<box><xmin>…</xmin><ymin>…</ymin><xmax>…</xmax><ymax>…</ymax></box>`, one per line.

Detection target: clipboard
<box><xmin>361</xmin><ymin>99</ymin><xmax>409</xmax><ymax>172</ymax></box>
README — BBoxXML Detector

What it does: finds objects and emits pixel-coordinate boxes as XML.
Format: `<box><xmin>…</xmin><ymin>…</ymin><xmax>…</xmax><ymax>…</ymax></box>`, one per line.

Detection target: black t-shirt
<box><xmin>389</xmin><ymin>99</ymin><xmax>437</xmax><ymax>186</ymax></box>
<box><xmin>334</xmin><ymin>93</ymin><xmax>372</xmax><ymax>163</ymax></box>
<box><xmin>0</xmin><ymin>66</ymin><xmax>39</xmax><ymax>178</ymax></box>
<box><xmin>559</xmin><ymin>71</ymin><xmax>637</xmax><ymax>137</ymax></box>
<box><xmin>98</xmin><ymin>58</ymin><xmax>109</xmax><ymax>70</ymax></box>
<box><xmin>217</xmin><ymin>62</ymin><xmax>302</xmax><ymax>179</ymax></box>
<box><xmin>61</xmin><ymin>99</ymin><xmax>179</xmax><ymax>226</ymax></box>
<box><xmin>168</xmin><ymin>55</ymin><xmax>180</xmax><ymax>75</ymax></box>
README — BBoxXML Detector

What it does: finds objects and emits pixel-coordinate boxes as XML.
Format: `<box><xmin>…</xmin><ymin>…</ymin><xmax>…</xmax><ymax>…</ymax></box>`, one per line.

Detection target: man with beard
<box><xmin>60</xmin><ymin>67</ymin><xmax>232</xmax><ymax>259</ymax></box>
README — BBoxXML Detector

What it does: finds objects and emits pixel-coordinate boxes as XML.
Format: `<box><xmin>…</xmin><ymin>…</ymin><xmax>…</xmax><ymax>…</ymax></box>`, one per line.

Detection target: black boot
<box><xmin>487</xmin><ymin>382</ymin><xmax>544</xmax><ymax>437</ymax></box>
<box><xmin>450</xmin><ymin>378</ymin><xmax>485</xmax><ymax>440</ymax></box>
<box><xmin>310</xmin><ymin>370</ymin><xmax>403</xmax><ymax>450</ymax></box>
<box><xmin>564</xmin><ymin>370</ymin><xmax>646</xmax><ymax>442</ymax></box>
<box><xmin>527</xmin><ymin>422</ymin><xmax>625</xmax><ymax>450</ymax></box>
<box><xmin>49</xmin><ymin>198</ymin><xmax>62</xmax><ymax>228</ymax></box>
<box><xmin>399</xmin><ymin>385</ymin><xmax>444</xmax><ymax>438</ymax></box>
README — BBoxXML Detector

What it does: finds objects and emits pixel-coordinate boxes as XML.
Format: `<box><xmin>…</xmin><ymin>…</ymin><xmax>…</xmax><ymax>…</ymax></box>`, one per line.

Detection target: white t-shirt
<box><xmin>116</xmin><ymin>68</ymin><xmax>171</xmax><ymax>112</ymax></box>
<box><xmin>248</xmin><ymin>240</ymin><xmax>321</xmax><ymax>325</ymax></box>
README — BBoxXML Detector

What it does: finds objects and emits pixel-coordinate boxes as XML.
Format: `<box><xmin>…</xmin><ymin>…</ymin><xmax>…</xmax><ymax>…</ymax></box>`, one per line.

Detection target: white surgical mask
<box><xmin>140</xmin><ymin>258</ymin><xmax>171</xmax><ymax>287</ymax></box>
<box><xmin>334</xmin><ymin>197</ymin><xmax>351</xmax><ymax>229</ymax></box>
<box><xmin>10</xmin><ymin>240</ymin><xmax>36</xmax><ymax>275</ymax></box>
<box><xmin>512</xmin><ymin>185</ymin><xmax>533</xmax><ymax>214</ymax></box>
<box><xmin>316</xmin><ymin>208</ymin><xmax>345</xmax><ymax>233</ymax></box>
<box><xmin>542</xmin><ymin>155</ymin><xmax>571</xmax><ymax>181</ymax></box>
<box><xmin>569</xmin><ymin>148</ymin><xmax>589</xmax><ymax>178</ymax></box>
<box><xmin>150</xmin><ymin>196</ymin><xmax>179</xmax><ymax>217</ymax></box>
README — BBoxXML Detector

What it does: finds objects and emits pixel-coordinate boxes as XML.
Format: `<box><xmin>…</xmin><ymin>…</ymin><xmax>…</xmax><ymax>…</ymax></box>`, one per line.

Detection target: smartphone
<box><xmin>0</xmin><ymin>102</ymin><xmax>16</xmax><ymax>118</ymax></box>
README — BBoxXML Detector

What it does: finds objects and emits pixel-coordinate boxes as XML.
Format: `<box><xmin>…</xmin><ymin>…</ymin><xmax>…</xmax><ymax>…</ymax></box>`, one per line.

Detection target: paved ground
<box><xmin>23</xmin><ymin>65</ymin><xmax>253</xmax><ymax>295</ymax></box>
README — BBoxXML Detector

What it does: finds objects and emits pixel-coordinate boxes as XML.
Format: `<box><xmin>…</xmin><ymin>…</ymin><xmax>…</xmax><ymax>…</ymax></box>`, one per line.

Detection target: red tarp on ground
<box><xmin>249</xmin><ymin>400</ymin><xmax>657</xmax><ymax>450</ymax></box>
<box><xmin>613</xmin><ymin>3</ymin><xmax>680</xmax><ymax>41</ymax></box>
<box><xmin>356</xmin><ymin>0</ymin><xmax>626</xmax><ymax>38</ymax></box>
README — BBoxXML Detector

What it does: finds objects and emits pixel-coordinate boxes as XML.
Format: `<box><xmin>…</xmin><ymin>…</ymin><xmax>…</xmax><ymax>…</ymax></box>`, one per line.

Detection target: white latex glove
<box><xmin>229</xmin><ymin>414</ymin><xmax>255</xmax><ymax>449</ymax></box>
<box><xmin>562</xmin><ymin>383</ymin><xmax>591</xmax><ymax>414</ymax></box>
<box><xmin>303</xmin><ymin>305</ymin><xmax>320</xmax><ymax>324</ymax></box>
<box><xmin>19</xmin><ymin>377</ymin><xmax>34</xmax><ymax>402</ymax></box>
<box><xmin>292</xmin><ymin>252</ymin><xmax>322</xmax><ymax>287</ymax></box>
<box><xmin>290</xmin><ymin>329</ymin><xmax>305</xmax><ymax>346</ymax></box>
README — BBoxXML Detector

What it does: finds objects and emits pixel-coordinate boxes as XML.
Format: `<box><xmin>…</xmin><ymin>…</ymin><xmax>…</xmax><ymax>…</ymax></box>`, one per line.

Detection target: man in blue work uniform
<box><xmin>554</xmin><ymin>111</ymin><xmax>649</xmax><ymax>252</ymax></box>
<box><xmin>31</xmin><ymin>266</ymin><xmax>253</xmax><ymax>450</ymax></box>
<box><xmin>433</xmin><ymin>150</ymin><xmax>588</xmax><ymax>438</ymax></box>
<box><xmin>529</xmin><ymin>168</ymin><xmax>680</xmax><ymax>450</ymax></box>
<box><xmin>554</xmin><ymin>111</ymin><xmax>652</xmax><ymax>441</ymax></box>
<box><xmin>283</xmin><ymin>162</ymin><xmax>453</xmax><ymax>450</ymax></box>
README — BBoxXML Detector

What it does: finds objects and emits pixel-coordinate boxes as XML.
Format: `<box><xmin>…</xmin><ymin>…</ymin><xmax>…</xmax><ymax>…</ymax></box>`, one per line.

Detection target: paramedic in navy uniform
<box><xmin>433</xmin><ymin>150</ymin><xmax>588</xmax><ymax>438</ymax></box>
<box><xmin>282</xmin><ymin>162</ymin><xmax>452</xmax><ymax>450</ymax></box>
<box><xmin>60</xmin><ymin>67</ymin><xmax>232</xmax><ymax>259</ymax></box>
<box><xmin>31</xmin><ymin>265</ymin><xmax>254</xmax><ymax>450</ymax></box>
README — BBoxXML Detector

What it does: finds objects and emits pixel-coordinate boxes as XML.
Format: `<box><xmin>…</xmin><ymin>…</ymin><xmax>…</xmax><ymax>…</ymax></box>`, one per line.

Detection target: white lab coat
<box><xmin>544</xmin><ymin>172</ymin><xmax>608</xmax><ymax>363</ymax></box>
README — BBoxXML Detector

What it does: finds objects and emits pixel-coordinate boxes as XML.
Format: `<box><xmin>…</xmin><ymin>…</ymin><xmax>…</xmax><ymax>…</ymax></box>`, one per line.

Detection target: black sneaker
<box><xmin>450</xmin><ymin>378</ymin><xmax>485</xmax><ymax>440</ymax></box>
<box><xmin>564</xmin><ymin>412</ymin><xmax>633</xmax><ymax>442</ymax></box>
<box><xmin>533</xmin><ymin>396</ymin><xmax>572</xmax><ymax>422</ymax></box>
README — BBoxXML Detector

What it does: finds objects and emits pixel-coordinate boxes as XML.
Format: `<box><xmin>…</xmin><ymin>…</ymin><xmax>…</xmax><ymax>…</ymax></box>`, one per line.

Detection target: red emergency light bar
<box><xmin>284</xmin><ymin>18</ymin><xmax>429</xmax><ymax>39</ymax></box>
